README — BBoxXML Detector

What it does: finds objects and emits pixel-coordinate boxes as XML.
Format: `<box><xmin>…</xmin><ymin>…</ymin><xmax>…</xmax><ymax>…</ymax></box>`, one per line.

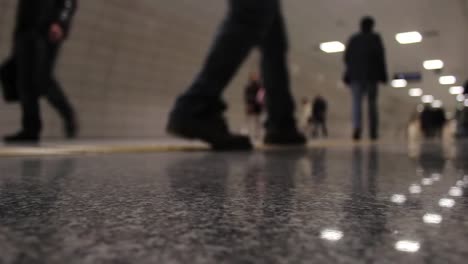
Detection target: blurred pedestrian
<box><xmin>166</xmin><ymin>0</ymin><xmax>305</xmax><ymax>150</ymax></box>
<box><xmin>310</xmin><ymin>95</ymin><xmax>328</xmax><ymax>138</ymax></box>
<box><xmin>344</xmin><ymin>16</ymin><xmax>388</xmax><ymax>141</ymax></box>
<box><xmin>2</xmin><ymin>0</ymin><xmax>78</xmax><ymax>144</ymax></box>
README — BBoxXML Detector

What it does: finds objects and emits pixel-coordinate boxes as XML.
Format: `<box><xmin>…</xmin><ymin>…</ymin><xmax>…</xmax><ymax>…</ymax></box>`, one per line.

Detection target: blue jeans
<box><xmin>350</xmin><ymin>81</ymin><xmax>379</xmax><ymax>137</ymax></box>
<box><xmin>173</xmin><ymin>0</ymin><xmax>296</xmax><ymax>131</ymax></box>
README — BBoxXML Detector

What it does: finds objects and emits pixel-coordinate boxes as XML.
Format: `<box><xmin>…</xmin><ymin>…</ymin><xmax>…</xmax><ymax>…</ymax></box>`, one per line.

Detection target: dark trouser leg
<box><xmin>42</xmin><ymin>43</ymin><xmax>76</xmax><ymax>127</ymax></box>
<box><xmin>367</xmin><ymin>82</ymin><xmax>379</xmax><ymax>139</ymax></box>
<box><xmin>312</xmin><ymin>122</ymin><xmax>318</xmax><ymax>137</ymax></box>
<box><xmin>173</xmin><ymin>0</ymin><xmax>278</xmax><ymax>116</ymax></box>
<box><xmin>322</xmin><ymin>120</ymin><xmax>328</xmax><ymax>137</ymax></box>
<box><xmin>16</xmin><ymin>35</ymin><xmax>42</xmax><ymax>136</ymax></box>
<box><xmin>259</xmin><ymin>7</ymin><xmax>296</xmax><ymax>131</ymax></box>
<box><xmin>46</xmin><ymin>79</ymin><xmax>75</xmax><ymax>123</ymax></box>
<box><xmin>350</xmin><ymin>82</ymin><xmax>363</xmax><ymax>131</ymax></box>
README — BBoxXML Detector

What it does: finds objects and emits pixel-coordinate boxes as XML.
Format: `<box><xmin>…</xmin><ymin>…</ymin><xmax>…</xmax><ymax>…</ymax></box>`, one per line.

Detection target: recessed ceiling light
<box><xmin>409</xmin><ymin>88</ymin><xmax>423</xmax><ymax>97</ymax></box>
<box><xmin>439</xmin><ymin>198</ymin><xmax>455</xmax><ymax>208</ymax></box>
<box><xmin>423</xmin><ymin>60</ymin><xmax>444</xmax><ymax>70</ymax></box>
<box><xmin>432</xmin><ymin>100</ymin><xmax>443</xmax><ymax>108</ymax></box>
<box><xmin>396</xmin><ymin>31</ymin><xmax>423</xmax><ymax>44</ymax></box>
<box><xmin>320</xmin><ymin>229</ymin><xmax>344</xmax><ymax>241</ymax></box>
<box><xmin>457</xmin><ymin>94</ymin><xmax>465</xmax><ymax>102</ymax></box>
<box><xmin>320</xmin><ymin>41</ymin><xmax>345</xmax><ymax>53</ymax></box>
<box><xmin>392</xmin><ymin>79</ymin><xmax>408</xmax><ymax>88</ymax></box>
<box><xmin>395</xmin><ymin>240</ymin><xmax>421</xmax><ymax>253</ymax></box>
<box><xmin>449</xmin><ymin>187</ymin><xmax>463</xmax><ymax>197</ymax></box>
<box><xmin>421</xmin><ymin>95</ymin><xmax>434</xmax><ymax>104</ymax></box>
<box><xmin>423</xmin><ymin>213</ymin><xmax>443</xmax><ymax>224</ymax></box>
<box><xmin>450</xmin><ymin>86</ymin><xmax>464</xmax><ymax>95</ymax></box>
<box><xmin>439</xmin><ymin>76</ymin><xmax>456</xmax><ymax>85</ymax></box>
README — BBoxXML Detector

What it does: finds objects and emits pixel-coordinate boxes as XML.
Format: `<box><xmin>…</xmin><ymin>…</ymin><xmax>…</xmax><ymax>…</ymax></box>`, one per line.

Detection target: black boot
<box><xmin>167</xmin><ymin>111</ymin><xmax>252</xmax><ymax>151</ymax></box>
<box><xmin>64</xmin><ymin>116</ymin><xmax>79</xmax><ymax>139</ymax></box>
<box><xmin>353</xmin><ymin>128</ymin><xmax>361</xmax><ymax>141</ymax></box>
<box><xmin>4</xmin><ymin>131</ymin><xmax>39</xmax><ymax>145</ymax></box>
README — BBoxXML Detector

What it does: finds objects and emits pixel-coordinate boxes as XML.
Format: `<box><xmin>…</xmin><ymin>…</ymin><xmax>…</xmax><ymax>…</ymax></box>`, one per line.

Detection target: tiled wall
<box><xmin>0</xmin><ymin>0</ymin><xmax>414</xmax><ymax>139</ymax></box>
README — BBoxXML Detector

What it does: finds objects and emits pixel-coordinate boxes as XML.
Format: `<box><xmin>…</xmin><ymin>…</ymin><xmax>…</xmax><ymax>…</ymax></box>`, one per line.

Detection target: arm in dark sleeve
<box><xmin>343</xmin><ymin>37</ymin><xmax>354</xmax><ymax>84</ymax></box>
<box><xmin>53</xmin><ymin>0</ymin><xmax>78</xmax><ymax>35</ymax></box>
<box><xmin>344</xmin><ymin>37</ymin><xmax>352</xmax><ymax>64</ymax></box>
<box><xmin>376</xmin><ymin>35</ymin><xmax>388</xmax><ymax>83</ymax></box>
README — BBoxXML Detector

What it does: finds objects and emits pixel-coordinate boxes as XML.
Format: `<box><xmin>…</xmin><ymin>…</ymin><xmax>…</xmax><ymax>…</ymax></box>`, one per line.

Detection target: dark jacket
<box><xmin>15</xmin><ymin>0</ymin><xmax>77</xmax><ymax>39</ymax></box>
<box><xmin>344</xmin><ymin>32</ymin><xmax>388</xmax><ymax>84</ymax></box>
<box><xmin>312</xmin><ymin>97</ymin><xmax>327</xmax><ymax>120</ymax></box>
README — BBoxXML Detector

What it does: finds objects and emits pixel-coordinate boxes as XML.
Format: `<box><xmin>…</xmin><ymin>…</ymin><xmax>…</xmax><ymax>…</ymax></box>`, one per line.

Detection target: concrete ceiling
<box><xmin>284</xmin><ymin>0</ymin><xmax>468</xmax><ymax>108</ymax></box>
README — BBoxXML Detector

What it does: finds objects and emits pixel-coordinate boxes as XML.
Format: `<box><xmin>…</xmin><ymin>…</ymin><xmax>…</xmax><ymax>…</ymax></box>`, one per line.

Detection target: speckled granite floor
<box><xmin>1</xmin><ymin>141</ymin><xmax>467</xmax><ymax>263</ymax></box>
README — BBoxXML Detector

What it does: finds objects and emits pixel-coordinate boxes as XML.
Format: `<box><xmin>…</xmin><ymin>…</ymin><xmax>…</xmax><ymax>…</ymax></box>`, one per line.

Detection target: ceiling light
<box><xmin>421</xmin><ymin>95</ymin><xmax>434</xmax><ymax>104</ymax></box>
<box><xmin>431</xmin><ymin>173</ymin><xmax>442</xmax><ymax>181</ymax></box>
<box><xmin>395</xmin><ymin>240</ymin><xmax>421</xmax><ymax>253</ymax></box>
<box><xmin>392</xmin><ymin>79</ymin><xmax>408</xmax><ymax>88</ymax></box>
<box><xmin>449</xmin><ymin>187</ymin><xmax>463</xmax><ymax>197</ymax></box>
<box><xmin>320</xmin><ymin>229</ymin><xmax>344</xmax><ymax>241</ymax></box>
<box><xmin>409</xmin><ymin>88</ymin><xmax>423</xmax><ymax>97</ymax></box>
<box><xmin>396</xmin><ymin>31</ymin><xmax>423</xmax><ymax>44</ymax></box>
<box><xmin>439</xmin><ymin>76</ymin><xmax>457</xmax><ymax>85</ymax></box>
<box><xmin>423</xmin><ymin>60</ymin><xmax>444</xmax><ymax>70</ymax></box>
<box><xmin>409</xmin><ymin>184</ymin><xmax>422</xmax><ymax>194</ymax></box>
<box><xmin>439</xmin><ymin>198</ymin><xmax>455</xmax><ymax>208</ymax></box>
<box><xmin>450</xmin><ymin>86</ymin><xmax>464</xmax><ymax>95</ymax></box>
<box><xmin>432</xmin><ymin>100</ymin><xmax>443</xmax><ymax>108</ymax></box>
<box><xmin>457</xmin><ymin>94</ymin><xmax>465</xmax><ymax>102</ymax></box>
<box><xmin>391</xmin><ymin>194</ymin><xmax>407</xmax><ymax>204</ymax></box>
<box><xmin>320</xmin><ymin>41</ymin><xmax>345</xmax><ymax>53</ymax></box>
<box><xmin>421</xmin><ymin>178</ymin><xmax>434</xmax><ymax>186</ymax></box>
<box><xmin>423</xmin><ymin>213</ymin><xmax>443</xmax><ymax>224</ymax></box>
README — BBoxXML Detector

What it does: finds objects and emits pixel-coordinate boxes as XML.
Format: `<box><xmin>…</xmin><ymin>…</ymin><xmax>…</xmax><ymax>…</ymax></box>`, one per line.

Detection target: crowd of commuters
<box><xmin>0</xmin><ymin>1</ymin><xmax>460</xmax><ymax>150</ymax></box>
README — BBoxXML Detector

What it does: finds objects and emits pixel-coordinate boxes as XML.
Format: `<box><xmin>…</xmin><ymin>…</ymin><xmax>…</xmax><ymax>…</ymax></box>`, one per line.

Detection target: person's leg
<box><xmin>172</xmin><ymin>0</ymin><xmax>278</xmax><ymax>116</ymax></box>
<box><xmin>312</xmin><ymin>121</ymin><xmax>318</xmax><ymax>138</ymax></box>
<box><xmin>4</xmin><ymin>35</ymin><xmax>41</xmax><ymax>143</ymax></box>
<box><xmin>322</xmin><ymin>119</ymin><xmax>328</xmax><ymax>137</ymax></box>
<box><xmin>167</xmin><ymin>0</ymin><xmax>278</xmax><ymax>150</ymax></box>
<box><xmin>350</xmin><ymin>82</ymin><xmax>363</xmax><ymax>140</ymax></box>
<box><xmin>367</xmin><ymin>82</ymin><xmax>379</xmax><ymax>140</ymax></box>
<box><xmin>259</xmin><ymin>3</ymin><xmax>306</xmax><ymax>145</ymax></box>
<box><xmin>42</xmin><ymin>42</ymin><xmax>78</xmax><ymax>138</ymax></box>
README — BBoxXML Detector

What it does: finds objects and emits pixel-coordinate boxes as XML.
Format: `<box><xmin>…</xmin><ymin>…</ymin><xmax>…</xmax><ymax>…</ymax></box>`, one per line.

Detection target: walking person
<box><xmin>2</xmin><ymin>0</ymin><xmax>78</xmax><ymax>144</ymax></box>
<box><xmin>344</xmin><ymin>16</ymin><xmax>388</xmax><ymax>141</ymax></box>
<box><xmin>310</xmin><ymin>95</ymin><xmax>328</xmax><ymax>138</ymax></box>
<box><xmin>166</xmin><ymin>0</ymin><xmax>305</xmax><ymax>150</ymax></box>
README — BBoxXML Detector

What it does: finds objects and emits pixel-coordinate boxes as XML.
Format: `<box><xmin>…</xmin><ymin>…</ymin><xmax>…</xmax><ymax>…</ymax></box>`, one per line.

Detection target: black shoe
<box><xmin>353</xmin><ymin>129</ymin><xmax>361</xmax><ymax>141</ymax></box>
<box><xmin>4</xmin><ymin>132</ymin><xmax>39</xmax><ymax>145</ymax></box>
<box><xmin>65</xmin><ymin>118</ymin><xmax>79</xmax><ymax>139</ymax></box>
<box><xmin>264</xmin><ymin>129</ymin><xmax>307</xmax><ymax>146</ymax></box>
<box><xmin>370</xmin><ymin>129</ymin><xmax>378</xmax><ymax>141</ymax></box>
<box><xmin>167</xmin><ymin>111</ymin><xmax>253</xmax><ymax>151</ymax></box>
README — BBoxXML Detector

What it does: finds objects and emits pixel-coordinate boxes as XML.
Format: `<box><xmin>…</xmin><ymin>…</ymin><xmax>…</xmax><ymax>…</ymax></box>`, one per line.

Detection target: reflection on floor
<box><xmin>1</xmin><ymin>141</ymin><xmax>468</xmax><ymax>263</ymax></box>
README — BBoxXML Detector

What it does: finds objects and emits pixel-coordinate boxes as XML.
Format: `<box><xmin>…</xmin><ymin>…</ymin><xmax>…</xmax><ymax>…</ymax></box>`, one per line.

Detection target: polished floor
<box><xmin>1</xmin><ymin>141</ymin><xmax>468</xmax><ymax>263</ymax></box>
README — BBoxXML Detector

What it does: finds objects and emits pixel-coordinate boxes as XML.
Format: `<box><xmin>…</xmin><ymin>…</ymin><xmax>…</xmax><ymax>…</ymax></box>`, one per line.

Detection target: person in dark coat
<box><xmin>310</xmin><ymin>95</ymin><xmax>328</xmax><ymax>138</ymax></box>
<box><xmin>344</xmin><ymin>16</ymin><xmax>388</xmax><ymax>141</ymax></box>
<box><xmin>166</xmin><ymin>0</ymin><xmax>305</xmax><ymax>150</ymax></box>
<box><xmin>3</xmin><ymin>0</ymin><xmax>78</xmax><ymax>144</ymax></box>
